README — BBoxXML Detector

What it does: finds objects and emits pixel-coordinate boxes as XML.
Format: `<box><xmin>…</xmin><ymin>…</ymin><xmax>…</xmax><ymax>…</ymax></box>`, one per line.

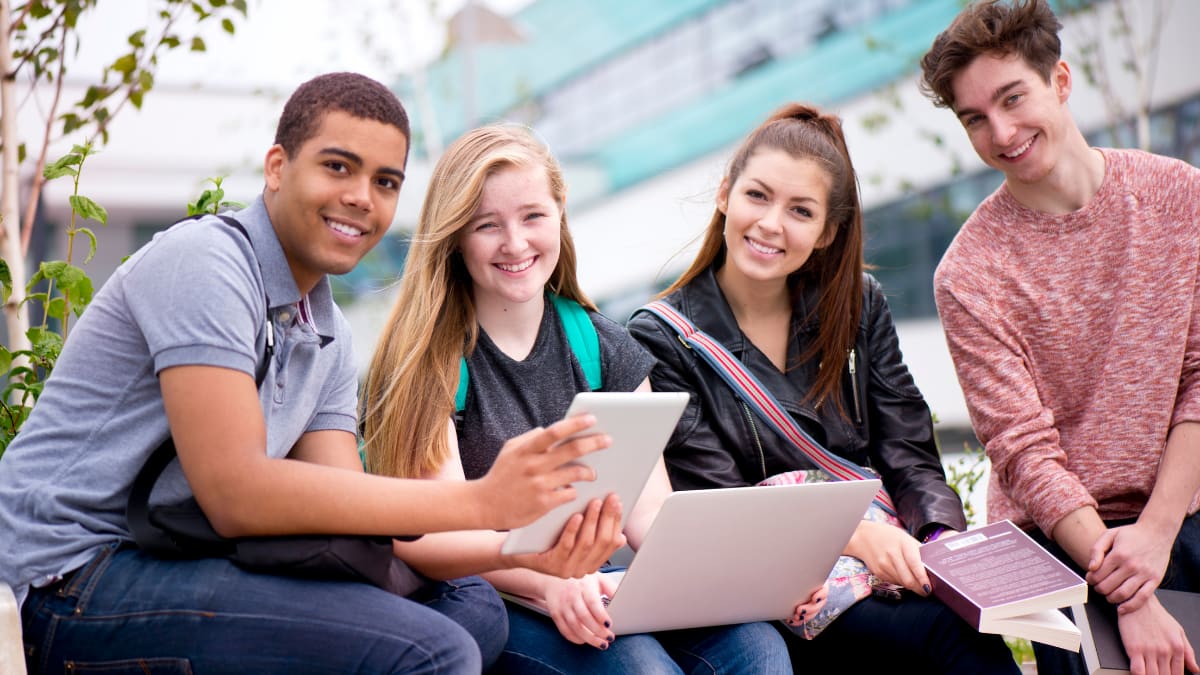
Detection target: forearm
<box><xmin>1141</xmin><ymin>421</ymin><xmax>1200</xmax><ymax>537</ymax></box>
<box><xmin>393</xmin><ymin>530</ymin><xmax>508</xmax><ymax>580</ymax></box>
<box><xmin>483</xmin><ymin>566</ymin><xmax>556</xmax><ymax>601</ymax></box>
<box><xmin>200</xmin><ymin>456</ymin><xmax>493</xmax><ymax>537</ymax></box>
<box><xmin>1050</xmin><ymin>505</ymin><xmax>1109</xmax><ymax>570</ymax></box>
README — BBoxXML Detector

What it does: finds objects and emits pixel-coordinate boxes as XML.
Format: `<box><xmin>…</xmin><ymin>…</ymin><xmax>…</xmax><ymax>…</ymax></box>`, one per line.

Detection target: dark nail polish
<box><xmin>923</xmin><ymin>584</ymin><xmax>932</xmax><ymax>594</ymax></box>
<box><xmin>799</xmin><ymin>609</ymin><xmax>806</xmax><ymax>617</ymax></box>
<box><xmin>604</xmin><ymin>620</ymin><xmax>611</xmax><ymax>628</ymax></box>
<box><xmin>607</xmin><ymin>635</ymin><xmax>615</xmax><ymax>643</ymax></box>
<box><xmin>600</xmin><ymin>642</ymin><xmax>608</xmax><ymax>651</ymax></box>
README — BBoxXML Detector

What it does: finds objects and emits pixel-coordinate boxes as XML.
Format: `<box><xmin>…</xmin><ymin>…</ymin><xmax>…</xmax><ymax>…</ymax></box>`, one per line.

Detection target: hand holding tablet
<box><xmin>499</xmin><ymin>391</ymin><xmax>689</xmax><ymax>555</ymax></box>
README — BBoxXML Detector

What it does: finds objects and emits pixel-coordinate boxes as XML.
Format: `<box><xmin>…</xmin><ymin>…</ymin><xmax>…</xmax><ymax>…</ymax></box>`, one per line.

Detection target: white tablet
<box><xmin>499</xmin><ymin>391</ymin><xmax>689</xmax><ymax>555</ymax></box>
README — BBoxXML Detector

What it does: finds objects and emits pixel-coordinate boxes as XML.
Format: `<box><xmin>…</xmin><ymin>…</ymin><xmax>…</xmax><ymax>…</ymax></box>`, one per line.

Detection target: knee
<box><xmin>720</xmin><ymin>622</ymin><xmax>790</xmax><ymax>671</ymax></box>
<box><xmin>427</xmin><ymin>576</ymin><xmax>508</xmax><ymax>669</ymax></box>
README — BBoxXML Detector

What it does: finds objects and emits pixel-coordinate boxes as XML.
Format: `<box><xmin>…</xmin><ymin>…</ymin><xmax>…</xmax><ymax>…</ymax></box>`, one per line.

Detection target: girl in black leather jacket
<box><xmin>627</xmin><ymin>103</ymin><xmax>1020</xmax><ymax>674</ymax></box>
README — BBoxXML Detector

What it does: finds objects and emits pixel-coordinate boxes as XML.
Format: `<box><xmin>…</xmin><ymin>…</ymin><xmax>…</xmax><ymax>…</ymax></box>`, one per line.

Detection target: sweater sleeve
<box><xmin>1171</xmin><ymin>170</ymin><xmax>1200</xmax><ymax>427</ymax></box>
<box><xmin>934</xmin><ymin>247</ymin><xmax>1097</xmax><ymax>537</ymax></box>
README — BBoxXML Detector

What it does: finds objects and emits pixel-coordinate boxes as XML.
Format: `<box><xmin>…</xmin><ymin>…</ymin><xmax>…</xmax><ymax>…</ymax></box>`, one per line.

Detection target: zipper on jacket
<box><xmin>847</xmin><ymin>348</ymin><xmax>862</xmax><ymax>425</ymax></box>
<box><xmin>742</xmin><ymin>402</ymin><xmax>768</xmax><ymax>482</ymax></box>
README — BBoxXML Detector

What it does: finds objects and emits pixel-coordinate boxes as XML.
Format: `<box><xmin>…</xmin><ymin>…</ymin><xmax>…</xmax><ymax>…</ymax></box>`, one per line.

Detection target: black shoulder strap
<box><xmin>126</xmin><ymin>215</ymin><xmax>274</xmax><ymax>554</ymax></box>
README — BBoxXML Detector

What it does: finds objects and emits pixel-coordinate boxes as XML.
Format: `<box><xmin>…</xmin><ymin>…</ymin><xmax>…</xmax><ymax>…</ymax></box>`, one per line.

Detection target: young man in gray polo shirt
<box><xmin>0</xmin><ymin>72</ymin><xmax>620</xmax><ymax>673</ymax></box>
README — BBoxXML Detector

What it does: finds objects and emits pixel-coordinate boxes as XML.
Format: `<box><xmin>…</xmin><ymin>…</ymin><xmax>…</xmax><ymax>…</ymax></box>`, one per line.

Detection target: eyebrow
<box><xmin>955</xmin><ymin>79</ymin><xmax>1024</xmax><ymax>119</ymax></box>
<box><xmin>747</xmin><ymin>177</ymin><xmax>820</xmax><ymax>204</ymax></box>
<box><xmin>470</xmin><ymin>203</ymin><xmax>553</xmax><ymax>221</ymax></box>
<box><xmin>319</xmin><ymin>147</ymin><xmax>406</xmax><ymax>181</ymax></box>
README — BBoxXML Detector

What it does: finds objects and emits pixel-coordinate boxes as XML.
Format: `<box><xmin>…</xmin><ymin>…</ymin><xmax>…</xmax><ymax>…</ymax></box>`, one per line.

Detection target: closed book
<box><xmin>921</xmin><ymin>519</ymin><xmax>1087</xmax><ymax>650</ymax></box>
<box><xmin>1074</xmin><ymin>589</ymin><xmax>1200</xmax><ymax>675</ymax></box>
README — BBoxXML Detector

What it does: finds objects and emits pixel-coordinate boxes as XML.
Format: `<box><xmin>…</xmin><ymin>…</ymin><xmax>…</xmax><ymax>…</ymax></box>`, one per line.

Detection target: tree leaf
<box><xmin>0</xmin><ymin>347</ymin><xmax>11</xmax><ymax>376</ymax></box>
<box><xmin>45</xmin><ymin>296</ymin><xmax>66</xmax><ymax>323</ymax></box>
<box><xmin>111</xmin><ymin>54</ymin><xmax>137</xmax><ymax>76</ymax></box>
<box><xmin>68</xmin><ymin>195</ymin><xmax>108</xmax><ymax>226</ymax></box>
<box><xmin>221</xmin><ymin>17</ymin><xmax>235</xmax><ymax>34</ymax></box>
<box><xmin>190</xmin><ymin>36</ymin><xmax>207</xmax><ymax>52</ymax></box>
<box><xmin>128</xmin><ymin>29</ymin><xmax>146</xmax><ymax>48</ymax></box>
<box><xmin>43</xmin><ymin>152</ymin><xmax>81</xmax><ymax>180</ymax></box>
<box><xmin>0</xmin><ymin>259</ymin><xmax>11</xmax><ymax>304</ymax></box>
<box><xmin>78</xmin><ymin>227</ymin><xmax>99</xmax><ymax>264</ymax></box>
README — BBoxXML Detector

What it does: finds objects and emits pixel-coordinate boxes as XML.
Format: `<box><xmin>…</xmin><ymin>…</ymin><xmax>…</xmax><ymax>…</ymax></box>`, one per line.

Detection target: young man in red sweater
<box><xmin>922</xmin><ymin>2</ymin><xmax>1200</xmax><ymax>674</ymax></box>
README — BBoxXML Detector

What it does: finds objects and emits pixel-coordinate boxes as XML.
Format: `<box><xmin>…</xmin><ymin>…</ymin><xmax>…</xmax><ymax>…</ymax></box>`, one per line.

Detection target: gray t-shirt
<box><xmin>456</xmin><ymin>296</ymin><xmax>656</xmax><ymax>480</ymax></box>
<box><xmin>0</xmin><ymin>197</ymin><xmax>358</xmax><ymax>607</ymax></box>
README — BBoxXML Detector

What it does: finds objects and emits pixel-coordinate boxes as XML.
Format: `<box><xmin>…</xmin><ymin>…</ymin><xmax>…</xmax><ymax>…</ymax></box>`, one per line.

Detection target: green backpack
<box><xmin>455</xmin><ymin>294</ymin><xmax>601</xmax><ymax>411</ymax></box>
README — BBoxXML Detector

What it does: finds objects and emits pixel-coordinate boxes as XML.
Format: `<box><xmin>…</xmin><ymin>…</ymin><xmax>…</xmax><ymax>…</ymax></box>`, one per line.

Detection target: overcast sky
<box><xmin>68</xmin><ymin>0</ymin><xmax>532</xmax><ymax>92</ymax></box>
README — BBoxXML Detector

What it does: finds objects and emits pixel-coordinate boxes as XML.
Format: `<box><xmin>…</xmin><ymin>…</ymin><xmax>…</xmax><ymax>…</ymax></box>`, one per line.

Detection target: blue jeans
<box><xmin>783</xmin><ymin>593</ymin><xmax>1021</xmax><ymax>674</ymax></box>
<box><xmin>22</xmin><ymin>543</ymin><xmax>507</xmax><ymax>674</ymax></box>
<box><xmin>491</xmin><ymin>602</ymin><xmax>791</xmax><ymax>674</ymax></box>
<box><xmin>1029</xmin><ymin>513</ymin><xmax>1200</xmax><ymax>675</ymax></box>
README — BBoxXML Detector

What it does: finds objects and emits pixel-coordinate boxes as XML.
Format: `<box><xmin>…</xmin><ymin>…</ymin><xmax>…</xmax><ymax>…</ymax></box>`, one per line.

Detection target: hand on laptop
<box><xmin>507</xmin><ymin>493</ymin><xmax>626</xmax><ymax>579</ymax></box>
<box><xmin>785</xmin><ymin>582</ymin><xmax>829</xmax><ymax>627</ymax></box>
<box><xmin>544</xmin><ymin>572</ymin><xmax>620</xmax><ymax>649</ymax></box>
<box><xmin>1116</xmin><ymin>593</ymin><xmax>1198</xmax><ymax>675</ymax></box>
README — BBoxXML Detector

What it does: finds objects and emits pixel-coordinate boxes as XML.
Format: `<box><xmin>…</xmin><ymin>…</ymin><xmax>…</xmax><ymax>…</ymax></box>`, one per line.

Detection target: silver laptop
<box><xmin>507</xmin><ymin>479</ymin><xmax>879</xmax><ymax>635</ymax></box>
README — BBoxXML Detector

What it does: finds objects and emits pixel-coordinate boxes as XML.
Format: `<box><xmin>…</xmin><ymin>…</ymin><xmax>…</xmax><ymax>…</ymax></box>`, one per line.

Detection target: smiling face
<box><xmin>951</xmin><ymin>52</ymin><xmax>1072</xmax><ymax>188</ymax></box>
<box><xmin>264</xmin><ymin>109</ymin><xmax>409</xmax><ymax>294</ymax></box>
<box><xmin>458</xmin><ymin>163</ymin><xmax>562</xmax><ymax>311</ymax></box>
<box><xmin>717</xmin><ymin>148</ymin><xmax>833</xmax><ymax>290</ymax></box>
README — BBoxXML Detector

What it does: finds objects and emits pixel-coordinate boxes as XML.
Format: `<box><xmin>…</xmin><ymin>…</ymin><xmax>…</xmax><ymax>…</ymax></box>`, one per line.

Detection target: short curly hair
<box><xmin>920</xmin><ymin>0</ymin><xmax>1062</xmax><ymax>110</ymax></box>
<box><xmin>274</xmin><ymin>72</ymin><xmax>411</xmax><ymax>163</ymax></box>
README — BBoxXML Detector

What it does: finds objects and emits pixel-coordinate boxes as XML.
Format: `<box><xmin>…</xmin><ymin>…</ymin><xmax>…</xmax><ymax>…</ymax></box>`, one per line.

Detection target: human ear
<box><xmin>716</xmin><ymin>177</ymin><xmax>731</xmax><ymax>215</ymax></box>
<box><xmin>1053</xmin><ymin>60</ymin><xmax>1072</xmax><ymax>103</ymax></box>
<box><xmin>263</xmin><ymin>144</ymin><xmax>286</xmax><ymax>192</ymax></box>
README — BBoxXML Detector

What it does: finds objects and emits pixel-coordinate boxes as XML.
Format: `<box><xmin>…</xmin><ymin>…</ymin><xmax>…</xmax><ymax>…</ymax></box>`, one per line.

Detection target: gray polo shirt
<box><xmin>0</xmin><ymin>196</ymin><xmax>358</xmax><ymax>607</ymax></box>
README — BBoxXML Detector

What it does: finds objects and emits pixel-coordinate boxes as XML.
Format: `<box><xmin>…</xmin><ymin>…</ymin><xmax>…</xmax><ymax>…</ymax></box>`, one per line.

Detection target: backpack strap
<box><xmin>455</xmin><ymin>294</ymin><xmax>601</xmax><ymax>412</ymax></box>
<box><xmin>633</xmin><ymin>300</ymin><xmax>897</xmax><ymax>518</ymax></box>
<box><xmin>550</xmin><ymin>294</ymin><xmax>602</xmax><ymax>391</ymax></box>
<box><xmin>126</xmin><ymin>215</ymin><xmax>274</xmax><ymax>555</ymax></box>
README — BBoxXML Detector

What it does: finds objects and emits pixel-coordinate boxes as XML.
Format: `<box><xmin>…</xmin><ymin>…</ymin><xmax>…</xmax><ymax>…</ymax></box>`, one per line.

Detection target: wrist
<box><xmin>921</xmin><ymin>525</ymin><xmax>949</xmax><ymax>544</ymax></box>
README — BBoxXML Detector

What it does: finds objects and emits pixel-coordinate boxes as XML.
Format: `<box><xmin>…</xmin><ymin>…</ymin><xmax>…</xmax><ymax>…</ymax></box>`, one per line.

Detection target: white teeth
<box><xmin>496</xmin><ymin>258</ymin><xmax>535</xmax><ymax>273</ymax></box>
<box><xmin>1003</xmin><ymin>137</ymin><xmax>1034</xmax><ymax>158</ymax></box>
<box><xmin>746</xmin><ymin>238</ymin><xmax>782</xmax><ymax>255</ymax></box>
<box><xmin>325</xmin><ymin>219</ymin><xmax>362</xmax><ymax>237</ymax></box>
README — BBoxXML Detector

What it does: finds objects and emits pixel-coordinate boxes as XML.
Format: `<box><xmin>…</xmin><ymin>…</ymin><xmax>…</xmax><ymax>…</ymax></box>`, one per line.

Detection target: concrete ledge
<box><xmin>0</xmin><ymin>582</ymin><xmax>26</xmax><ymax>675</ymax></box>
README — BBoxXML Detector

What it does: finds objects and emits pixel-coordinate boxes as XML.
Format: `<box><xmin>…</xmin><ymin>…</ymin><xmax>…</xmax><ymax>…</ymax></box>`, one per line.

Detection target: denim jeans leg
<box><xmin>22</xmin><ymin>543</ymin><xmax>481</xmax><ymax>675</ymax></box>
<box><xmin>416</xmin><ymin>575</ymin><xmax>508</xmax><ymax>670</ymax></box>
<box><xmin>655</xmin><ymin>621</ymin><xmax>792</xmax><ymax>674</ymax></box>
<box><xmin>490</xmin><ymin>602</ymin><xmax>684</xmax><ymax>675</ymax></box>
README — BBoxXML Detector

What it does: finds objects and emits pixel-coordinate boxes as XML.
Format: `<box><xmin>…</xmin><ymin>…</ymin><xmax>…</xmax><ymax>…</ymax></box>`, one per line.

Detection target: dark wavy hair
<box><xmin>920</xmin><ymin>0</ymin><xmax>1063</xmax><ymax>110</ymax></box>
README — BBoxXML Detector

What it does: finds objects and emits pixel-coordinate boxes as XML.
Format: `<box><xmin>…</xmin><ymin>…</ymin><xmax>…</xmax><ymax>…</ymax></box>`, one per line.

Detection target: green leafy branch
<box><xmin>187</xmin><ymin>176</ymin><xmax>245</xmax><ymax>216</ymax></box>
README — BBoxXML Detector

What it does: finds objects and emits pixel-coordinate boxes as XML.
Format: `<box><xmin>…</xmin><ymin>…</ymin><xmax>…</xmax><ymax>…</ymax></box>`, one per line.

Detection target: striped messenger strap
<box><xmin>634</xmin><ymin>300</ymin><xmax>897</xmax><ymax>517</ymax></box>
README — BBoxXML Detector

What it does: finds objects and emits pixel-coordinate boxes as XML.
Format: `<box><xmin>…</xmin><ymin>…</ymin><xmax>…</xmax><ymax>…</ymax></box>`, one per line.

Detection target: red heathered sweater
<box><xmin>935</xmin><ymin>148</ymin><xmax>1200</xmax><ymax>536</ymax></box>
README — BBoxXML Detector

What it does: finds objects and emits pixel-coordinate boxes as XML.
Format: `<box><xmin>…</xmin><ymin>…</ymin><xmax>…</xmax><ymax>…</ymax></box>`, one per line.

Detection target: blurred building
<box><xmin>344</xmin><ymin>0</ymin><xmax>1200</xmax><ymax>443</ymax></box>
<box><xmin>24</xmin><ymin>0</ymin><xmax>1200</xmax><ymax>446</ymax></box>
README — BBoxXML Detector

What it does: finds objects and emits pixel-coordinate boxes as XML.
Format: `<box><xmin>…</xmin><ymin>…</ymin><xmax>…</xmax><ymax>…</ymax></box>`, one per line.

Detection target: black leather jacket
<box><xmin>627</xmin><ymin>265</ymin><xmax>966</xmax><ymax>538</ymax></box>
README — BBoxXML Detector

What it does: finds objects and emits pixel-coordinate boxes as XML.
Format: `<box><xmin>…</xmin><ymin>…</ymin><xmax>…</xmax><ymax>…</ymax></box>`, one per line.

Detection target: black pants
<box><xmin>781</xmin><ymin>592</ymin><xmax>1021</xmax><ymax>674</ymax></box>
<box><xmin>1029</xmin><ymin>513</ymin><xmax>1200</xmax><ymax>675</ymax></box>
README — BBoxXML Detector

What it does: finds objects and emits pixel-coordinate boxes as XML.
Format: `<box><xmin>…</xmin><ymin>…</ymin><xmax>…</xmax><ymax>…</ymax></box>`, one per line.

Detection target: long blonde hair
<box><xmin>362</xmin><ymin>125</ymin><xmax>595</xmax><ymax>478</ymax></box>
<box><xmin>661</xmin><ymin>103</ymin><xmax>865</xmax><ymax>415</ymax></box>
